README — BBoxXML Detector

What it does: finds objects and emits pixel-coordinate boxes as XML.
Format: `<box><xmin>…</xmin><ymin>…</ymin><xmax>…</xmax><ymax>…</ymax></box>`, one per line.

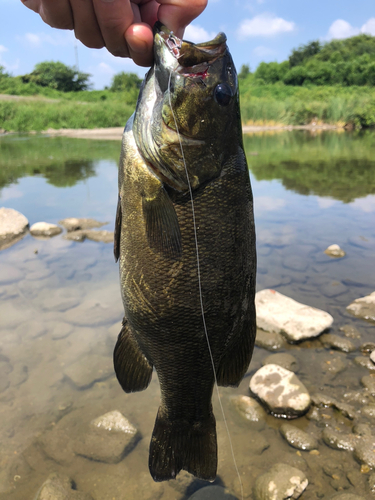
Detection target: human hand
<box><xmin>21</xmin><ymin>0</ymin><xmax>208</xmax><ymax>66</ymax></box>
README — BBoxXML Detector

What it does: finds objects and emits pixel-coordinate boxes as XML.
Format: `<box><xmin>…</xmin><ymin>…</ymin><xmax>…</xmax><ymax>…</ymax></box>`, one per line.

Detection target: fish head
<box><xmin>133</xmin><ymin>23</ymin><xmax>242</xmax><ymax>192</ymax></box>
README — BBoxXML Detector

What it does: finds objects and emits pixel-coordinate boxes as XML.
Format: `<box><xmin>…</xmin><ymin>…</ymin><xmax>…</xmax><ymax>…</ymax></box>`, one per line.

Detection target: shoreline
<box><xmin>0</xmin><ymin>123</ymin><xmax>344</xmax><ymax>140</ymax></box>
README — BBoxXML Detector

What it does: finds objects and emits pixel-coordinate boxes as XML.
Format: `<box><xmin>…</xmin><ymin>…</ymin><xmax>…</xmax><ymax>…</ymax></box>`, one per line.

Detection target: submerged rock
<box><xmin>34</xmin><ymin>473</ymin><xmax>93</xmax><ymax>500</ymax></box>
<box><xmin>324</xmin><ymin>244</ymin><xmax>346</xmax><ymax>258</ymax></box>
<box><xmin>59</xmin><ymin>217</ymin><xmax>108</xmax><ymax>232</ymax></box>
<box><xmin>371</xmin><ymin>351</ymin><xmax>375</xmax><ymax>364</ymax></box>
<box><xmin>340</xmin><ymin>325</ymin><xmax>361</xmax><ymax>339</ymax></box>
<box><xmin>169</xmin><ymin>470</ymin><xmax>208</xmax><ymax>496</ymax></box>
<box><xmin>280</xmin><ymin>423</ymin><xmax>318</xmax><ymax>451</ymax></box>
<box><xmin>322</xmin><ymin>428</ymin><xmax>358</xmax><ymax>451</ymax></box>
<box><xmin>329</xmin><ymin>494</ymin><xmax>366</xmax><ymax>500</ymax></box>
<box><xmin>188</xmin><ymin>485</ymin><xmax>238</xmax><ymax>499</ymax></box>
<box><xmin>64</xmin><ymin>229</ymin><xmax>114</xmax><ymax>243</ymax></box>
<box><xmin>254</xmin><ymin>463</ymin><xmax>308</xmax><ymax>500</ymax></box>
<box><xmin>353</xmin><ymin>439</ymin><xmax>375</xmax><ymax>468</ymax></box>
<box><xmin>311</xmin><ymin>393</ymin><xmax>355</xmax><ymax>420</ymax></box>
<box><xmin>30</xmin><ymin>222</ymin><xmax>62</xmax><ymax>237</ymax></box>
<box><xmin>262</xmin><ymin>353</ymin><xmax>299</xmax><ymax>372</ymax></box>
<box><xmin>361</xmin><ymin>375</ymin><xmax>375</xmax><ymax>395</ymax></box>
<box><xmin>255</xmin><ymin>329</ymin><xmax>286</xmax><ymax>351</ymax></box>
<box><xmin>249</xmin><ymin>364</ymin><xmax>311</xmax><ymax>418</ymax></box>
<box><xmin>64</xmin><ymin>354</ymin><xmax>114</xmax><ymax>389</ymax></box>
<box><xmin>354</xmin><ymin>356</ymin><xmax>375</xmax><ymax>371</ymax></box>
<box><xmin>255</xmin><ymin>289</ymin><xmax>334</xmax><ymax>342</ymax></box>
<box><xmin>74</xmin><ymin>410</ymin><xmax>140</xmax><ymax>463</ymax></box>
<box><xmin>346</xmin><ymin>292</ymin><xmax>375</xmax><ymax>323</ymax></box>
<box><xmin>231</xmin><ymin>395</ymin><xmax>267</xmax><ymax>427</ymax></box>
<box><xmin>0</xmin><ymin>207</ymin><xmax>29</xmax><ymax>250</ymax></box>
<box><xmin>320</xmin><ymin>333</ymin><xmax>356</xmax><ymax>353</ymax></box>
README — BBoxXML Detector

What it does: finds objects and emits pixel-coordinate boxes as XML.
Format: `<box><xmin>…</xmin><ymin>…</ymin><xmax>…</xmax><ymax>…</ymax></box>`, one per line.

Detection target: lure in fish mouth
<box><xmin>114</xmin><ymin>23</ymin><xmax>256</xmax><ymax>483</ymax></box>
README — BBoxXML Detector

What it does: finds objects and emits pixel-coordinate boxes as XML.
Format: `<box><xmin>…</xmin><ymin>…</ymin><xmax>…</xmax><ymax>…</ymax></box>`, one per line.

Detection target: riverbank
<box><xmin>0</xmin><ymin>122</ymin><xmax>344</xmax><ymax>141</ymax></box>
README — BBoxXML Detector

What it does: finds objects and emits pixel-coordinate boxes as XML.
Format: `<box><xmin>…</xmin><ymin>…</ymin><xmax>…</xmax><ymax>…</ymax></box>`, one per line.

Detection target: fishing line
<box><xmin>168</xmin><ymin>72</ymin><xmax>244</xmax><ymax>500</ymax></box>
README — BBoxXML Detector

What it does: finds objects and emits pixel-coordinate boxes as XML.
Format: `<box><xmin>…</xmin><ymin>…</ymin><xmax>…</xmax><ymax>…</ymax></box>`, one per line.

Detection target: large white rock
<box><xmin>255</xmin><ymin>289</ymin><xmax>334</xmax><ymax>342</ymax></box>
<box><xmin>250</xmin><ymin>364</ymin><xmax>311</xmax><ymax>418</ymax></box>
<box><xmin>346</xmin><ymin>292</ymin><xmax>375</xmax><ymax>323</ymax></box>
<box><xmin>0</xmin><ymin>207</ymin><xmax>29</xmax><ymax>250</ymax></box>
<box><xmin>30</xmin><ymin>221</ymin><xmax>62</xmax><ymax>237</ymax></box>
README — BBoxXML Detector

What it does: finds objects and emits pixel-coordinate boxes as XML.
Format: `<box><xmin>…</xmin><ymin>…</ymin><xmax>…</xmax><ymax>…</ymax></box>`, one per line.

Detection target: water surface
<box><xmin>0</xmin><ymin>131</ymin><xmax>375</xmax><ymax>499</ymax></box>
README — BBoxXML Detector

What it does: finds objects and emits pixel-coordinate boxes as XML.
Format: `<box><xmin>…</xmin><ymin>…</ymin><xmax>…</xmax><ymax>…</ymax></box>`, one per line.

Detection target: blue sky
<box><xmin>1</xmin><ymin>0</ymin><xmax>374</xmax><ymax>89</ymax></box>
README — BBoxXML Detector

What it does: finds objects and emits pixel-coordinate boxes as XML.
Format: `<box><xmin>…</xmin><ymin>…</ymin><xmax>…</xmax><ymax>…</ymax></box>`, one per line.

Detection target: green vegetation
<box><xmin>1</xmin><ymin>34</ymin><xmax>375</xmax><ymax>132</ymax></box>
<box><xmin>244</xmin><ymin>130</ymin><xmax>375</xmax><ymax>202</ymax></box>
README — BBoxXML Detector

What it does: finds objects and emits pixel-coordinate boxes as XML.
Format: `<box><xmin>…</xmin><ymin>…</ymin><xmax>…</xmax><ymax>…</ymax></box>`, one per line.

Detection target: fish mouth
<box><xmin>154</xmin><ymin>22</ymin><xmax>227</xmax><ymax>73</ymax></box>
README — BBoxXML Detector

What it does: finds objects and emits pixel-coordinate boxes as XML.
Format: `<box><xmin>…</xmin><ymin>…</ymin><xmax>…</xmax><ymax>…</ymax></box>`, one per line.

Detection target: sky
<box><xmin>1</xmin><ymin>0</ymin><xmax>375</xmax><ymax>90</ymax></box>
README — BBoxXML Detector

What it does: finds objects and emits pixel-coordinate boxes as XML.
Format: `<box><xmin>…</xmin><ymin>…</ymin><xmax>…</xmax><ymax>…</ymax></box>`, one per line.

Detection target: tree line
<box><xmin>239</xmin><ymin>34</ymin><xmax>375</xmax><ymax>87</ymax></box>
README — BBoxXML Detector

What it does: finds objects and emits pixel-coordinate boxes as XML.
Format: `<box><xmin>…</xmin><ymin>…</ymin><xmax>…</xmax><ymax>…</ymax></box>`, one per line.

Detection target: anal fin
<box><xmin>114</xmin><ymin>195</ymin><xmax>122</xmax><ymax>263</ymax></box>
<box><xmin>113</xmin><ymin>319</ymin><xmax>153</xmax><ymax>392</ymax></box>
<box><xmin>142</xmin><ymin>186</ymin><xmax>182</xmax><ymax>260</ymax></box>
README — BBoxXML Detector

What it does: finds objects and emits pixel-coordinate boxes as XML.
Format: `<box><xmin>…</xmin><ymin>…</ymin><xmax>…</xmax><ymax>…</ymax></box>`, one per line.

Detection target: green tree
<box><xmin>0</xmin><ymin>65</ymin><xmax>10</xmax><ymax>79</ymax></box>
<box><xmin>110</xmin><ymin>72</ymin><xmax>142</xmax><ymax>92</ymax></box>
<box><xmin>254</xmin><ymin>61</ymin><xmax>289</xmax><ymax>84</ymax></box>
<box><xmin>22</xmin><ymin>61</ymin><xmax>91</xmax><ymax>92</ymax></box>
<box><xmin>238</xmin><ymin>64</ymin><xmax>250</xmax><ymax>79</ymax></box>
<box><xmin>289</xmin><ymin>41</ymin><xmax>322</xmax><ymax>67</ymax></box>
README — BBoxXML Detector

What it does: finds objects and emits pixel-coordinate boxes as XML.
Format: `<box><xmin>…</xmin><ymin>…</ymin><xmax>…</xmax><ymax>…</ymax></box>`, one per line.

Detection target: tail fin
<box><xmin>149</xmin><ymin>407</ymin><xmax>217</xmax><ymax>482</ymax></box>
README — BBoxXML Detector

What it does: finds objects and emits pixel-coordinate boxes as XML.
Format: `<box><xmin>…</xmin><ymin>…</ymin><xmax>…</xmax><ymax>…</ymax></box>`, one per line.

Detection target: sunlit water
<box><xmin>0</xmin><ymin>131</ymin><xmax>375</xmax><ymax>499</ymax></box>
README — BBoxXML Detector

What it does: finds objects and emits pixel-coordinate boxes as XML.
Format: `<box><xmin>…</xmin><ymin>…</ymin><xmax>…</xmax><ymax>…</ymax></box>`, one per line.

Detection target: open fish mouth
<box><xmin>154</xmin><ymin>22</ymin><xmax>227</xmax><ymax>74</ymax></box>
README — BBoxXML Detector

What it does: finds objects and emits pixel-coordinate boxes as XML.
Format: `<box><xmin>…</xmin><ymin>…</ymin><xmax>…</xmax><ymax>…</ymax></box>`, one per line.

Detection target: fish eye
<box><xmin>214</xmin><ymin>83</ymin><xmax>232</xmax><ymax>106</ymax></box>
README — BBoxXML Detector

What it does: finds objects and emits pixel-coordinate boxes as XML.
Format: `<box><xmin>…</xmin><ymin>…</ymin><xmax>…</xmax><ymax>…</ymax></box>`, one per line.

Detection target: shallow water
<box><xmin>0</xmin><ymin>131</ymin><xmax>375</xmax><ymax>499</ymax></box>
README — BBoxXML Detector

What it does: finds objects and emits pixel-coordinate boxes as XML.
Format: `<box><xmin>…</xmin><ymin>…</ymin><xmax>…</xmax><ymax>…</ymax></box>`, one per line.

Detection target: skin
<box><xmin>20</xmin><ymin>0</ymin><xmax>208</xmax><ymax>66</ymax></box>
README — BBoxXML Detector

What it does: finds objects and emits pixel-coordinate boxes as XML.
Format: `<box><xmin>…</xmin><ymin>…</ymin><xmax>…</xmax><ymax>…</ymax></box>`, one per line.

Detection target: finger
<box><xmin>126</xmin><ymin>23</ymin><xmax>154</xmax><ymax>66</ymax></box>
<box><xmin>157</xmin><ymin>0</ymin><xmax>208</xmax><ymax>38</ymax></box>
<box><xmin>69</xmin><ymin>0</ymin><xmax>104</xmax><ymax>49</ymax></box>
<box><xmin>31</xmin><ymin>0</ymin><xmax>74</xmax><ymax>30</ymax></box>
<box><xmin>92</xmin><ymin>0</ymin><xmax>134</xmax><ymax>57</ymax></box>
<box><xmin>20</xmin><ymin>0</ymin><xmax>41</xmax><ymax>14</ymax></box>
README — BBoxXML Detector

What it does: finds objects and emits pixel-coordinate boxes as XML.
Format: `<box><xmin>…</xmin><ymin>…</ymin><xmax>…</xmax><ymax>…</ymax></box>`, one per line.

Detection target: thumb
<box><xmin>157</xmin><ymin>0</ymin><xmax>208</xmax><ymax>38</ymax></box>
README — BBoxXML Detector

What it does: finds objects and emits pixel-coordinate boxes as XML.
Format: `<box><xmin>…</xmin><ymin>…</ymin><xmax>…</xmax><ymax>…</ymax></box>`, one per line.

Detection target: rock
<box><xmin>320</xmin><ymin>334</ymin><xmax>356</xmax><ymax>353</ymax></box>
<box><xmin>230</xmin><ymin>395</ymin><xmax>267</xmax><ymax>428</ymax></box>
<box><xmin>346</xmin><ymin>292</ymin><xmax>375</xmax><ymax>323</ymax></box>
<box><xmin>34</xmin><ymin>473</ymin><xmax>93</xmax><ymax>500</ymax></box>
<box><xmin>187</xmin><ymin>485</ymin><xmax>238</xmax><ymax>500</ymax></box>
<box><xmin>280</xmin><ymin>423</ymin><xmax>318</xmax><ymax>451</ymax></box>
<box><xmin>352</xmin><ymin>423</ymin><xmax>372</xmax><ymax>438</ymax></box>
<box><xmin>30</xmin><ymin>222</ymin><xmax>62</xmax><ymax>237</ymax></box>
<box><xmin>169</xmin><ymin>470</ymin><xmax>208</xmax><ymax>496</ymax></box>
<box><xmin>249</xmin><ymin>364</ymin><xmax>311</xmax><ymax>418</ymax></box>
<box><xmin>353</xmin><ymin>439</ymin><xmax>375</xmax><ymax>468</ymax></box>
<box><xmin>329</xmin><ymin>495</ymin><xmax>366</xmax><ymax>500</ymax></box>
<box><xmin>254</xmin><ymin>463</ymin><xmax>308</xmax><ymax>500</ymax></box>
<box><xmin>360</xmin><ymin>342</ymin><xmax>375</xmax><ymax>353</ymax></box>
<box><xmin>74</xmin><ymin>411</ymin><xmax>139</xmax><ymax>463</ymax></box>
<box><xmin>311</xmin><ymin>393</ymin><xmax>355</xmax><ymax>420</ymax></box>
<box><xmin>354</xmin><ymin>356</ymin><xmax>375</xmax><ymax>371</ymax></box>
<box><xmin>371</xmin><ymin>351</ymin><xmax>375</xmax><ymax>364</ymax></box>
<box><xmin>340</xmin><ymin>325</ymin><xmax>361</xmax><ymax>339</ymax></box>
<box><xmin>321</xmin><ymin>355</ymin><xmax>347</xmax><ymax>375</ymax></box>
<box><xmin>324</xmin><ymin>244</ymin><xmax>346</xmax><ymax>258</ymax></box>
<box><xmin>255</xmin><ymin>289</ymin><xmax>334</xmax><ymax>342</ymax></box>
<box><xmin>361</xmin><ymin>404</ymin><xmax>375</xmax><ymax>418</ymax></box>
<box><xmin>64</xmin><ymin>354</ymin><xmax>114</xmax><ymax>389</ymax></box>
<box><xmin>50</xmin><ymin>322</ymin><xmax>74</xmax><ymax>340</ymax></box>
<box><xmin>59</xmin><ymin>217</ymin><xmax>108</xmax><ymax>232</ymax></box>
<box><xmin>361</xmin><ymin>375</ymin><xmax>375</xmax><ymax>395</ymax></box>
<box><xmin>64</xmin><ymin>230</ymin><xmax>87</xmax><ymax>242</ymax></box>
<box><xmin>369</xmin><ymin>473</ymin><xmax>375</xmax><ymax>493</ymax></box>
<box><xmin>64</xmin><ymin>229</ymin><xmax>114</xmax><ymax>243</ymax></box>
<box><xmin>262</xmin><ymin>353</ymin><xmax>299</xmax><ymax>372</ymax></box>
<box><xmin>322</xmin><ymin>428</ymin><xmax>358</xmax><ymax>451</ymax></box>
<box><xmin>0</xmin><ymin>207</ymin><xmax>29</xmax><ymax>250</ymax></box>
<box><xmin>255</xmin><ymin>329</ymin><xmax>286</xmax><ymax>351</ymax></box>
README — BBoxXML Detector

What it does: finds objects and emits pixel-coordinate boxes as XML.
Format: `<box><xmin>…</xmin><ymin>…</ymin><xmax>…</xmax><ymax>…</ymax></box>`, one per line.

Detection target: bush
<box><xmin>22</xmin><ymin>61</ymin><xmax>91</xmax><ymax>92</ymax></box>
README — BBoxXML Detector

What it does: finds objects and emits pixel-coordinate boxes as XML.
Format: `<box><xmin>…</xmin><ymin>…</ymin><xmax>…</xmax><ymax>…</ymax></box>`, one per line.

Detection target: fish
<box><xmin>113</xmin><ymin>22</ymin><xmax>256</xmax><ymax>482</ymax></box>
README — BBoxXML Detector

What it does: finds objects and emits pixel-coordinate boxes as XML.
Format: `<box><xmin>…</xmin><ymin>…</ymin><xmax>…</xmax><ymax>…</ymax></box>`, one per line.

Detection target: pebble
<box><xmin>371</xmin><ymin>351</ymin><xmax>375</xmax><ymax>364</ymax></box>
<box><xmin>230</xmin><ymin>395</ymin><xmax>267</xmax><ymax>428</ymax></box>
<box><xmin>324</xmin><ymin>244</ymin><xmax>346</xmax><ymax>258</ymax></box>
<box><xmin>340</xmin><ymin>325</ymin><xmax>361</xmax><ymax>339</ymax></box>
<box><xmin>361</xmin><ymin>404</ymin><xmax>375</xmax><ymax>418</ymax></box>
<box><xmin>322</xmin><ymin>428</ymin><xmax>358</xmax><ymax>451</ymax></box>
<box><xmin>250</xmin><ymin>364</ymin><xmax>311</xmax><ymax>418</ymax></box>
<box><xmin>329</xmin><ymin>495</ymin><xmax>366</xmax><ymax>500</ymax></box>
<box><xmin>361</xmin><ymin>375</ymin><xmax>375</xmax><ymax>395</ymax></box>
<box><xmin>254</xmin><ymin>463</ymin><xmax>308</xmax><ymax>500</ymax></box>
<box><xmin>368</xmin><ymin>473</ymin><xmax>375</xmax><ymax>493</ymax></box>
<box><xmin>0</xmin><ymin>207</ymin><xmax>29</xmax><ymax>250</ymax></box>
<box><xmin>262</xmin><ymin>353</ymin><xmax>299</xmax><ymax>372</ymax></box>
<box><xmin>320</xmin><ymin>333</ymin><xmax>356</xmax><ymax>353</ymax></box>
<box><xmin>346</xmin><ymin>292</ymin><xmax>375</xmax><ymax>323</ymax></box>
<box><xmin>360</xmin><ymin>342</ymin><xmax>375</xmax><ymax>353</ymax></box>
<box><xmin>255</xmin><ymin>289</ymin><xmax>334</xmax><ymax>342</ymax></box>
<box><xmin>353</xmin><ymin>440</ymin><xmax>375</xmax><ymax>468</ymax></box>
<box><xmin>34</xmin><ymin>472</ymin><xmax>93</xmax><ymax>500</ymax></box>
<box><xmin>255</xmin><ymin>329</ymin><xmax>286</xmax><ymax>351</ymax></box>
<box><xmin>30</xmin><ymin>222</ymin><xmax>62</xmax><ymax>237</ymax></box>
<box><xmin>64</xmin><ymin>354</ymin><xmax>114</xmax><ymax>389</ymax></box>
<box><xmin>321</xmin><ymin>355</ymin><xmax>347</xmax><ymax>375</ymax></box>
<box><xmin>187</xmin><ymin>486</ymin><xmax>238</xmax><ymax>500</ymax></box>
<box><xmin>64</xmin><ymin>229</ymin><xmax>114</xmax><ymax>243</ymax></box>
<box><xmin>311</xmin><ymin>393</ymin><xmax>356</xmax><ymax>420</ymax></box>
<box><xmin>354</xmin><ymin>356</ymin><xmax>375</xmax><ymax>371</ymax></box>
<box><xmin>352</xmin><ymin>423</ymin><xmax>372</xmax><ymax>438</ymax></box>
<box><xmin>280</xmin><ymin>423</ymin><xmax>318</xmax><ymax>451</ymax></box>
<box><xmin>59</xmin><ymin>217</ymin><xmax>108</xmax><ymax>232</ymax></box>
<box><xmin>74</xmin><ymin>410</ymin><xmax>139</xmax><ymax>463</ymax></box>
<box><xmin>168</xmin><ymin>470</ymin><xmax>208</xmax><ymax>496</ymax></box>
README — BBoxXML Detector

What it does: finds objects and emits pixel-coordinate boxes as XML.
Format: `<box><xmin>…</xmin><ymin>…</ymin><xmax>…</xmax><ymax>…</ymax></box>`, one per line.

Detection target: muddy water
<box><xmin>0</xmin><ymin>131</ymin><xmax>375</xmax><ymax>499</ymax></box>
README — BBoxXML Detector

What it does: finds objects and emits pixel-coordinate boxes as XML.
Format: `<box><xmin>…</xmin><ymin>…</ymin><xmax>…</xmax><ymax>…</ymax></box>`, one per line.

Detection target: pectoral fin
<box><xmin>142</xmin><ymin>187</ymin><xmax>182</xmax><ymax>260</ymax></box>
<box><xmin>114</xmin><ymin>195</ymin><xmax>122</xmax><ymax>263</ymax></box>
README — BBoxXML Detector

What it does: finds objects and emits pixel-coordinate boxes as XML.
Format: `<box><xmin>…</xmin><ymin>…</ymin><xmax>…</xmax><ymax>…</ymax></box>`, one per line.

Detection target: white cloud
<box><xmin>327</xmin><ymin>17</ymin><xmax>375</xmax><ymax>40</ymax></box>
<box><xmin>361</xmin><ymin>18</ymin><xmax>375</xmax><ymax>36</ymax></box>
<box><xmin>317</xmin><ymin>198</ymin><xmax>337</xmax><ymax>209</ymax></box>
<box><xmin>184</xmin><ymin>24</ymin><xmax>216</xmax><ymax>43</ymax></box>
<box><xmin>350</xmin><ymin>195</ymin><xmax>375</xmax><ymax>213</ymax></box>
<box><xmin>253</xmin><ymin>45</ymin><xmax>276</xmax><ymax>58</ymax></box>
<box><xmin>17</xmin><ymin>31</ymin><xmax>75</xmax><ymax>47</ymax></box>
<box><xmin>97</xmin><ymin>62</ymin><xmax>115</xmax><ymax>75</ymax></box>
<box><xmin>237</xmin><ymin>13</ymin><xmax>296</xmax><ymax>39</ymax></box>
<box><xmin>254</xmin><ymin>196</ymin><xmax>286</xmax><ymax>211</ymax></box>
<box><xmin>0</xmin><ymin>45</ymin><xmax>8</xmax><ymax>53</ymax></box>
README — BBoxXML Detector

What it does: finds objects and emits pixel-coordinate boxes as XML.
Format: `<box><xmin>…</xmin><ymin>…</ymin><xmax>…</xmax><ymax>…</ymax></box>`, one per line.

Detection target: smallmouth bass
<box><xmin>114</xmin><ymin>22</ymin><xmax>256</xmax><ymax>482</ymax></box>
